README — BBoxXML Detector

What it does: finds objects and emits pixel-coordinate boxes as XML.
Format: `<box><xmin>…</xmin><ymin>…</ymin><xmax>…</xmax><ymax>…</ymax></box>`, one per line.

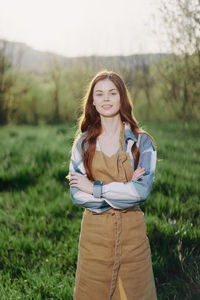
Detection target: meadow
<box><xmin>0</xmin><ymin>121</ymin><xmax>199</xmax><ymax>300</ymax></box>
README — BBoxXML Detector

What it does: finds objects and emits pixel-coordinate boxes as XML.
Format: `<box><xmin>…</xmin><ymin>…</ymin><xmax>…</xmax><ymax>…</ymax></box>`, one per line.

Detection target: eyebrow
<box><xmin>95</xmin><ymin>88</ymin><xmax>117</xmax><ymax>92</ymax></box>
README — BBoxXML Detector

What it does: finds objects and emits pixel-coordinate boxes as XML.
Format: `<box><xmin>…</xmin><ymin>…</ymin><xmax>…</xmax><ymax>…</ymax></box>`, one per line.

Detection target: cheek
<box><xmin>93</xmin><ymin>99</ymin><xmax>103</xmax><ymax>109</ymax></box>
<box><xmin>93</xmin><ymin>97</ymin><xmax>101</xmax><ymax>106</ymax></box>
<box><xmin>115</xmin><ymin>98</ymin><xmax>121</xmax><ymax>109</ymax></box>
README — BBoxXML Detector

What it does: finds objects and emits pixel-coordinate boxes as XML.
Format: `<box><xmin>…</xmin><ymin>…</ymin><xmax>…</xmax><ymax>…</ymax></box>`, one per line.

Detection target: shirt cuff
<box><xmin>93</xmin><ymin>180</ymin><xmax>102</xmax><ymax>198</ymax></box>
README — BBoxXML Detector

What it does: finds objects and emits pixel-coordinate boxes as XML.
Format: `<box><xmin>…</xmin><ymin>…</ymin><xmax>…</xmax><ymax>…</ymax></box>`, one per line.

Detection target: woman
<box><xmin>67</xmin><ymin>70</ymin><xmax>157</xmax><ymax>300</ymax></box>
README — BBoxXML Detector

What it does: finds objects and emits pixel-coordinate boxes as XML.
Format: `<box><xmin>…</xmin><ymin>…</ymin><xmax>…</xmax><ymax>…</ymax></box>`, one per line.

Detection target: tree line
<box><xmin>0</xmin><ymin>0</ymin><xmax>199</xmax><ymax>125</ymax></box>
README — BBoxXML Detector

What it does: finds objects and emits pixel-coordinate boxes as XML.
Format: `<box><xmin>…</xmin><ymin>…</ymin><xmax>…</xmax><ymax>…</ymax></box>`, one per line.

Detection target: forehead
<box><xmin>93</xmin><ymin>79</ymin><xmax>117</xmax><ymax>91</ymax></box>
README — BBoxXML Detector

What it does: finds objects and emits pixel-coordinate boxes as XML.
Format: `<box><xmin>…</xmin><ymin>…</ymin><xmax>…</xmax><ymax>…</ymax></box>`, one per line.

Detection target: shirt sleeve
<box><xmin>101</xmin><ymin>134</ymin><xmax>157</xmax><ymax>209</ymax></box>
<box><xmin>68</xmin><ymin>135</ymin><xmax>109</xmax><ymax>212</ymax></box>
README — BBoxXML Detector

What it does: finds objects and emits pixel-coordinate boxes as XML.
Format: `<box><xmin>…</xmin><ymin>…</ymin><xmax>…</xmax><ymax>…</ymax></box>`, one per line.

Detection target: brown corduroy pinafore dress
<box><xmin>73</xmin><ymin>123</ymin><xmax>157</xmax><ymax>300</ymax></box>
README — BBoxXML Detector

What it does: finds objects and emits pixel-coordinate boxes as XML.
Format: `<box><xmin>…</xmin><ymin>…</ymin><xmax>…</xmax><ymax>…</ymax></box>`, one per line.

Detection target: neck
<box><xmin>100</xmin><ymin>114</ymin><xmax>123</xmax><ymax>136</ymax></box>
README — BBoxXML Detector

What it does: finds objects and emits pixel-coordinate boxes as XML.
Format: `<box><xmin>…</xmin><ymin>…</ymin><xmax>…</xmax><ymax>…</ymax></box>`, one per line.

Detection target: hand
<box><xmin>132</xmin><ymin>168</ymin><xmax>145</xmax><ymax>181</ymax></box>
<box><xmin>68</xmin><ymin>172</ymin><xmax>93</xmax><ymax>194</ymax></box>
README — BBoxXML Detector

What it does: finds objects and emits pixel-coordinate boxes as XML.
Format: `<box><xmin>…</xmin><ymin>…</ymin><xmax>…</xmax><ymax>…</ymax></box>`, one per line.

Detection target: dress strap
<box><xmin>117</xmin><ymin>121</ymin><xmax>133</xmax><ymax>183</ymax></box>
<box><xmin>119</xmin><ymin>121</ymin><xmax>125</xmax><ymax>153</ymax></box>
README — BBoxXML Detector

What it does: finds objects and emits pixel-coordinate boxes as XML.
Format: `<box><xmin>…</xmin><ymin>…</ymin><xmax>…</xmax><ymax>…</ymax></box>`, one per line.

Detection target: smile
<box><xmin>102</xmin><ymin>105</ymin><xmax>113</xmax><ymax>109</ymax></box>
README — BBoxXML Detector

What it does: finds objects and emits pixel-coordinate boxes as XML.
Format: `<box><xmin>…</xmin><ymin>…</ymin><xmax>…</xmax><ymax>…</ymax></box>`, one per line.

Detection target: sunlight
<box><xmin>0</xmin><ymin>0</ymin><xmax>163</xmax><ymax>56</ymax></box>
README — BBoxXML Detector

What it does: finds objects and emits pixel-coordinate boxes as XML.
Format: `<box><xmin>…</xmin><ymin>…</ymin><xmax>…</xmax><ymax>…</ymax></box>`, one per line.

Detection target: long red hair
<box><xmin>74</xmin><ymin>69</ymin><xmax>154</xmax><ymax>181</ymax></box>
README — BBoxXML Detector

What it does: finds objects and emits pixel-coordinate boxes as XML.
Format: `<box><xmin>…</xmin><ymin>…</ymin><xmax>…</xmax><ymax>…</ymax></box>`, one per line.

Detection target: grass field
<box><xmin>0</xmin><ymin>121</ymin><xmax>199</xmax><ymax>300</ymax></box>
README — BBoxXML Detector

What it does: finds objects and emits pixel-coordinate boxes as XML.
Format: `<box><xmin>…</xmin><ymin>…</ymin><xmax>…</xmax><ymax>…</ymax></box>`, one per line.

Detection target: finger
<box><xmin>135</xmin><ymin>173</ymin><xmax>144</xmax><ymax>179</ymax></box>
<box><xmin>136</xmin><ymin>169</ymin><xmax>146</xmax><ymax>174</ymax></box>
<box><xmin>69</xmin><ymin>173</ymin><xmax>76</xmax><ymax>177</ymax></box>
<box><xmin>137</xmin><ymin>170</ymin><xmax>145</xmax><ymax>176</ymax></box>
<box><xmin>69</xmin><ymin>183</ymin><xmax>78</xmax><ymax>187</ymax></box>
<box><xmin>69</xmin><ymin>181</ymin><xmax>78</xmax><ymax>186</ymax></box>
<box><xmin>133</xmin><ymin>170</ymin><xmax>145</xmax><ymax>180</ymax></box>
<box><xmin>69</xmin><ymin>172</ymin><xmax>79</xmax><ymax>176</ymax></box>
<box><xmin>69</xmin><ymin>174</ymin><xmax>79</xmax><ymax>180</ymax></box>
<box><xmin>136</xmin><ymin>168</ymin><xmax>145</xmax><ymax>172</ymax></box>
<box><xmin>69</xmin><ymin>179</ymin><xmax>78</xmax><ymax>184</ymax></box>
<box><xmin>135</xmin><ymin>174</ymin><xmax>143</xmax><ymax>178</ymax></box>
<box><xmin>136</xmin><ymin>173</ymin><xmax>144</xmax><ymax>179</ymax></box>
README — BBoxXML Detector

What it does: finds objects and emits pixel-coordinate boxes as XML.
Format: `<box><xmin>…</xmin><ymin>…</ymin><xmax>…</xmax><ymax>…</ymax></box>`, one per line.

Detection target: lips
<box><xmin>102</xmin><ymin>105</ymin><xmax>113</xmax><ymax>109</ymax></box>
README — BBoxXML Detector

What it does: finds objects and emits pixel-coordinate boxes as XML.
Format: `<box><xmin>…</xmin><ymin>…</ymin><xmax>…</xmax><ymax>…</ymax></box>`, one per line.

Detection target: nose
<box><xmin>104</xmin><ymin>94</ymin><xmax>110</xmax><ymax>101</ymax></box>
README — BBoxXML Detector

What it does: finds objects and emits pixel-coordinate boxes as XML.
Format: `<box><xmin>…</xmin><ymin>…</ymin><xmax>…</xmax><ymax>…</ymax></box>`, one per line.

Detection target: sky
<box><xmin>0</xmin><ymin>0</ymin><xmax>168</xmax><ymax>57</ymax></box>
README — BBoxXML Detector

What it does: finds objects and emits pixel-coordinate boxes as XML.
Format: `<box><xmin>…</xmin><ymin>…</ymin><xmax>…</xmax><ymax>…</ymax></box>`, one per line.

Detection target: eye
<box><xmin>96</xmin><ymin>93</ymin><xmax>102</xmax><ymax>96</ymax></box>
<box><xmin>111</xmin><ymin>92</ymin><xmax>117</xmax><ymax>95</ymax></box>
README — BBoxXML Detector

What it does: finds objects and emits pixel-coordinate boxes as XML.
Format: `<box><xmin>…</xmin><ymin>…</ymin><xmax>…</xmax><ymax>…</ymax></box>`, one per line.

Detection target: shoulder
<box><xmin>73</xmin><ymin>131</ymin><xmax>87</xmax><ymax>149</ymax></box>
<box><xmin>71</xmin><ymin>131</ymin><xmax>87</xmax><ymax>160</ymax></box>
<box><xmin>137</xmin><ymin>132</ymin><xmax>156</xmax><ymax>152</ymax></box>
<box><xmin>124</xmin><ymin>122</ymin><xmax>155</xmax><ymax>151</ymax></box>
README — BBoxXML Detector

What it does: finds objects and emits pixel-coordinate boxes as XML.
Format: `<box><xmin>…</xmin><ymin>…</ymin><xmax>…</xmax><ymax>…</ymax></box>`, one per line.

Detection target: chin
<box><xmin>100</xmin><ymin>110</ymin><xmax>120</xmax><ymax>118</ymax></box>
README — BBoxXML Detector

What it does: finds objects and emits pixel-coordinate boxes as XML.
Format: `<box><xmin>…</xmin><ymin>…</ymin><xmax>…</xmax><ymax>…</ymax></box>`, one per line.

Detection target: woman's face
<box><xmin>93</xmin><ymin>79</ymin><xmax>121</xmax><ymax>117</ymax></box>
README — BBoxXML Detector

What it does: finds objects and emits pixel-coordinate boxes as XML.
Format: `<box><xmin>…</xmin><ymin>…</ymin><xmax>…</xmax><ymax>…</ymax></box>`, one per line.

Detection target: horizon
<box><xmin>0</xmin><ymin>37</ymin><xmax>170</xmax><ymax>59</ymax></box>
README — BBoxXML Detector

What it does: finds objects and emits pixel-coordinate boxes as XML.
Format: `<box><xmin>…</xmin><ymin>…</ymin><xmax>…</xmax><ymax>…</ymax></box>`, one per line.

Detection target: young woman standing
<box><xmin>67</xmin><ymin>70</ymin><xmax>157</xmax><ymax>300</ymax></box>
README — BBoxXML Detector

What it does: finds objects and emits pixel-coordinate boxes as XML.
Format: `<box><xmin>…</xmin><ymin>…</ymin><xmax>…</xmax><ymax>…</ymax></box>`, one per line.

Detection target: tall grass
<box><xmin>0</xmin><ymin>121</ymin><xmax>199</xmax><ymax>299</ymax></box>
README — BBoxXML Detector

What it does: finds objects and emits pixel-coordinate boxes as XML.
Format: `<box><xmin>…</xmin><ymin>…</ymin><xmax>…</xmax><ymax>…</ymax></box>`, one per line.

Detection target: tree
<box><xmin>0</xmin><ymin>41</ymin><xmax>14</xmax><ymax>125</ymax></box>
<box><xmin>46</xmin><ymin>54</ymin><xmax>63</xmax><ymax>123</ymax></box>
<box><xmin>155</xmin><ymin>0</ymin><xmax>200</xmax><ymax>119</ymax></box>
<box><xmin>134</xmin><ymin>56</ymin><xmax>155</xmax><ymax>117</ymax></box>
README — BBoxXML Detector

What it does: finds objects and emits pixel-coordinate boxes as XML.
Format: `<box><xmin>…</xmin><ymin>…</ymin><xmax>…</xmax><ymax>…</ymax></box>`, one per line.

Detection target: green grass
<box><xmin>0</xmin><ymin>121</ymin><xmax>199</xmax><ymax>299</ymax></box>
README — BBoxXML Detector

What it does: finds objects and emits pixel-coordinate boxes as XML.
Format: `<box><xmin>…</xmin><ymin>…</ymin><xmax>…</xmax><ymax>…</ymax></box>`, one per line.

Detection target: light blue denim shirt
<box><xmin>69</xmin><ymin>122</ymin><xmax>157</xmax><ymax>214</ymax></box>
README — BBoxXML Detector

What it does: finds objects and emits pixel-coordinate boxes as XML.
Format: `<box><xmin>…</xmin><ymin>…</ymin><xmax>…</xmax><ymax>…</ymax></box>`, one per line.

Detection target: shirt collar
<box><xmin>124</xmin><ymin>122</ymin><xmax>138</xmax><ymax>142</ymax></box>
